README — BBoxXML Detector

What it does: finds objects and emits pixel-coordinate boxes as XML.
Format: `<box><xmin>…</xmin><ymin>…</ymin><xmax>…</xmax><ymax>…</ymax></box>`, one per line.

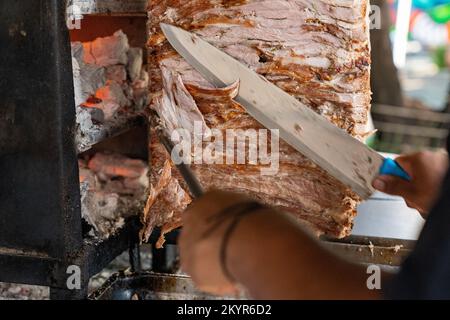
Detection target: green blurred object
<box><xmin>366</xmin><ymin>133</ymin><xmax>377</xmax><ymax>149</ymax></box>
<box><xmin>428</xmin><ymin>4</ymin><xmax>450</xmax><ymax>24</ymax></box>
<box><xmin>432</xmin><ymin>46</ymin><xmax>447</xmax><ymax>69</ymax></box>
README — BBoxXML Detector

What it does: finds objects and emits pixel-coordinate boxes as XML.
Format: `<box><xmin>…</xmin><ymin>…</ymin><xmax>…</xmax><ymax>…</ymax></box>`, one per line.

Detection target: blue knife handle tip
<box><xmin>380</xmin><ymin>158</ymin><xmax>412</xmax><ymax>181</ymax></box>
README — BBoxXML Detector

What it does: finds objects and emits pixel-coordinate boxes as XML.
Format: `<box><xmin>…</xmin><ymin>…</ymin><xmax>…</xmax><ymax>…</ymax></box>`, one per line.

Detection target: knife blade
<box><xmin>160</xmin><ymin>23</ymin><xmax>410</xmax><ymax>200</ymax></box>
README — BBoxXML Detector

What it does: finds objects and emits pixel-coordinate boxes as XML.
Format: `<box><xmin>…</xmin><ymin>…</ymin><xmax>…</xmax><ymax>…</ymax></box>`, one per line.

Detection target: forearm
<box><xmin>227</xmin><ymin>209</ymin><xmax>383</xmax><ymax>300</ymax></box>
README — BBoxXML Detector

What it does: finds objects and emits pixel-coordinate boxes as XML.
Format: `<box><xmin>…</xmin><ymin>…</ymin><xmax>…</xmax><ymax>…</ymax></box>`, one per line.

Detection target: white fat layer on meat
<box><xmin>152</xmin><ymin>65</ymin><xmax>210</xmax><ymax>135</ymax></box>
<box><xmin>282</xmin><ymin>56</ymin><xmax>332</xmax><ymax>69</ymax></box>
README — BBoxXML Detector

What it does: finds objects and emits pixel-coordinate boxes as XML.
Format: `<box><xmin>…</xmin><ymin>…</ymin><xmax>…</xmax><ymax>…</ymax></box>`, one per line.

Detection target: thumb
<box><xmin>372</xmin><ymin>175</ymin><xmax>415</xmax><ymax>199</ymax></box>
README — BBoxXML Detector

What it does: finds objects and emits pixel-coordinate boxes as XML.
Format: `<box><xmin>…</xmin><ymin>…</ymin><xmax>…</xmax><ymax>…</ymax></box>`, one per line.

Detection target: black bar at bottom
<box><xmin>148</xmin><ymin>228</ymin><xmax>180</xmax><ymax>246</ymax></box>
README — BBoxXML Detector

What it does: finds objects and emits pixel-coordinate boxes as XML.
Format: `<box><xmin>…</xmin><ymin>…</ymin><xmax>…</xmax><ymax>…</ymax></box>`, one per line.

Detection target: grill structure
<box><xmin>0</xmin><ymin>0</ymin><xmax>148</xmax><ymax>299</ymax></box>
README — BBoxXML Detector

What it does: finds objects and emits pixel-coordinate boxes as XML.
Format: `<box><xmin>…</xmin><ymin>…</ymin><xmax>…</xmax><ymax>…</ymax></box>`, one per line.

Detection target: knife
<box><xmin>157</xmin><ymin>128</ymin><xmax>205</xmax><ymax>199</ymax></box>
<box><xmin>160</xmin><ymin>23</ymin><xmax>411</xmax><ymax>200</ymax></box>
<box><xmin>149</xmin><ymin>110</ymin><xmax>205</xmax><ymax>199</ymax></box>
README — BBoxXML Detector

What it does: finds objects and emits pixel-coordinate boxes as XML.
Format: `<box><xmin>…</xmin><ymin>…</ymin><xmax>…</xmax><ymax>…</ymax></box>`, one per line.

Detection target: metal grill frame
<box><xmin>0</xmin><ymin>0</ymin><xmax>144</xmax><ymax>299</ymax></box>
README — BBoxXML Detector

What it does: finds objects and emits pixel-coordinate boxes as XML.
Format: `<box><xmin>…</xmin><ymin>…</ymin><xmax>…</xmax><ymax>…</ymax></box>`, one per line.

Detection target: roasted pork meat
<box><xmin>144</xmin><ymin>0</ymin><xmax>372</xmax><ymax>247</ymax></box>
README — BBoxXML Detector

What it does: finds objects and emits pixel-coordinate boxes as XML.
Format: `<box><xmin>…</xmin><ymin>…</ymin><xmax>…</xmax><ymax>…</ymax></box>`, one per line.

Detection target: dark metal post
<box><xmin>152</xmin><ymin>245</ymin><xmax>179</xmax><ymax>274</ymax></box>
<box><xmin>0</xmin><ymin>1</ymin><xmax>151</xmax><ymax>299</ymax></box>
<box><xmin>129</xmin><ymin>227</ymin><xmax>142</xmax><ymax>273</ymax></box>
<box><xmin>0</xmin><ymin>0</ymin><xmax>82</xmax><ymax>256</ymax></box>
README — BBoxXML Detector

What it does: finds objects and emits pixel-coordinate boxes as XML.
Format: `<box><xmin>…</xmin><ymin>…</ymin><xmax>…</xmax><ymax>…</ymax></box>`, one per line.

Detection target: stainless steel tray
<box><xmin>90</xmin><ymin>272</ymin><xmax>230</xmax><ymax>300</ymax></box>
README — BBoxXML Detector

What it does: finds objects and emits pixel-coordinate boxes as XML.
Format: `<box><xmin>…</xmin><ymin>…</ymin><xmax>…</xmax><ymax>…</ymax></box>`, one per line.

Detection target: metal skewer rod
<box><xmin>156</xmin><ymin>127</ymin><xmax>205</xmax><ymax>199</ymax></box>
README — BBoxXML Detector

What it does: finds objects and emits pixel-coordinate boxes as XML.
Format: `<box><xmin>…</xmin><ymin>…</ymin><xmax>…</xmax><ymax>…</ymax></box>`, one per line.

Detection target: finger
<box><xmin>404</xmin><ymin>199</ymin><xmax>422</xmax><ymax>212</ymax></box>
<box><xmin>372</xmin><ymin>175</ymin><xmax>416</xmax><ymax>199</ymax></box>
<box><xmin>394</xmin><ymin>155</ymin><xmax>415</xmax><ymax>178</ymax></box>
<box><xmin>183</xmin><ymin>190</ymin><xmax>226</xmax><ymax>219</ymax></box>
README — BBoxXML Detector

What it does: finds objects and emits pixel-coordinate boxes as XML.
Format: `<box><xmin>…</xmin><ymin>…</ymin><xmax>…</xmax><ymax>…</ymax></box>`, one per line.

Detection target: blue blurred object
<box><xmin>380</xmin><ymin>158</ymin><xmax>412</xmax><ymax>181</ymax></box>
<box><xmin>413</xmin><ymin>0</ymin><xmax>450</xmax><ymax>10</ymax></box>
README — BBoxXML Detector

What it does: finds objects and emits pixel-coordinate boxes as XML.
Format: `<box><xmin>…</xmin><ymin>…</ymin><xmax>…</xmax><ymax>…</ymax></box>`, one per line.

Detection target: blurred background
<box><xmin>370</xmin><ymin>0</ymin><xmax>450</xmax><ymax>153</ymax></box>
